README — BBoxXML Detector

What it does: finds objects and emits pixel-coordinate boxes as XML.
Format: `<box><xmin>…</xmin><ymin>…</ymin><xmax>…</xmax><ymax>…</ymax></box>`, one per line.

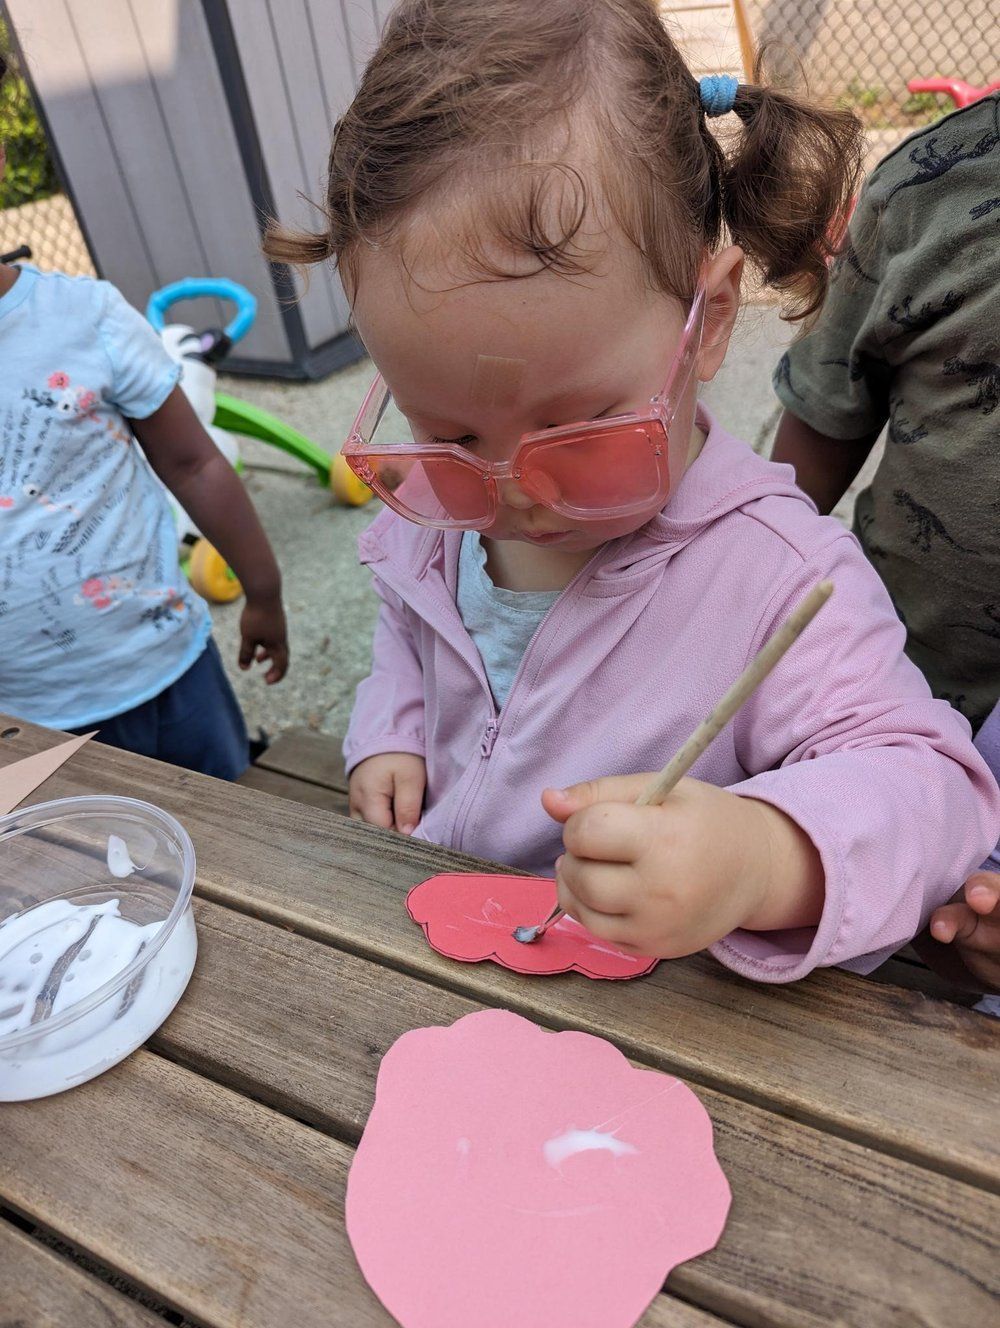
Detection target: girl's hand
<box><xmin>929</xmin><ymin>871</ymin><xmax>1000</xmax><ymax>992</ymax></box>
<box><xmin>349</xmin><ymin>752</ymin><xmax>426</xmax><ymax>834</ymax></box>
<box><xmin>239</xmin><ymin>592</ymin><xmax>289</xmax><ymax>684</ymax></box>
<box><xmin>541</xmin><ymin>775</ymin><xmax>824</xmax><ymax>959</ymax></box>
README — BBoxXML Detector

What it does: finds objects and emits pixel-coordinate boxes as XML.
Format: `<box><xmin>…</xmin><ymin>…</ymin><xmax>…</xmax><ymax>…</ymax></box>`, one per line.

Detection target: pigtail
<box><xmin>714</xmin><ymin>58</ymin><xmax>864</xmax><ymax>321</ymax></box>
<box><xmin>262</xmin><ymin>218</ymin><xmax>336</xmax><ymax>270</ymax></box>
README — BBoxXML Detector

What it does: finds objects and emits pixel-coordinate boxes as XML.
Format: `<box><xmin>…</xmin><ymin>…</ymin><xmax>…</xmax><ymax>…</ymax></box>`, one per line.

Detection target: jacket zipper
<box><xmin>362</xmin><ymin>536</ymin><xmax>612</xmax><ymax>854</ymax></box>
<box><xmin>480</xmin><ymin>719</ymin><xmax>499</xmax><ymax>756</ymax></box>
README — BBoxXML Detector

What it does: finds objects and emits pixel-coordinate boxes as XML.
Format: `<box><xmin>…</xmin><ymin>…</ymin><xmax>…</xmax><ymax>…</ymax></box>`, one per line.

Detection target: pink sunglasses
<box><xmin>341</xmin><ymin>286</ymin><xmax>706</xmax><ymax>531</ymax></box>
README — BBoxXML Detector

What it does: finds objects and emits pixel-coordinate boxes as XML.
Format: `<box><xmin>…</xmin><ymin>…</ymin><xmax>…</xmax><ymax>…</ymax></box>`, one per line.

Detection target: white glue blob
<box><xmin>543</xmin><ymin>1128</ymin><xmax>639</xmax><ymax>1169</ymax></box>
<box><xmin>106</xmin><ymin>834</ymin><xmax>136</xmax><ymax>878</ymax></box>
<box><xmin>0</xmin><ymin>897</ymin><xmax>196</xmax><ymax>1100</ymax></box>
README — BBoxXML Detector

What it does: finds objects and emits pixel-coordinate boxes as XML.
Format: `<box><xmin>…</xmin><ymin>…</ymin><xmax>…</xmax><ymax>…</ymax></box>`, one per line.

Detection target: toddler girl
<box><xmin>0</xmin><ymin>49</ymin><xmax>287</xmax><ymax>779</ymax></box>
<box><xmin>268</xmin><ymin>0</ymin><xmax>999</xmax><ymax>979</ymax></box>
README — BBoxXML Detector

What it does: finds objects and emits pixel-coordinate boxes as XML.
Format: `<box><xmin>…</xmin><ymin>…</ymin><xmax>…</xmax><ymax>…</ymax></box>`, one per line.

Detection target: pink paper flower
<box><xmin>47</xmin><ymin>371</ymin><xmax>69</xmax><ymax>389</ymax></box>
<box><xmin>347</xmin><ymin>1010</ymin><xmax>731</xmax><ymax>1328</ymax></box>
<box><xmin>80</xmin><ymin>578</ymin><xmax>104</xmax><ymax>598</ymax></box>
<box><xmin>76</xmin><ymin>389</ymin><xmax>97</xmax><ymax>411</ymax></box>
<box><xmin>406</xmin><ymin>873</ymin><xmax>658</xmax><ymax>980</ymax></box>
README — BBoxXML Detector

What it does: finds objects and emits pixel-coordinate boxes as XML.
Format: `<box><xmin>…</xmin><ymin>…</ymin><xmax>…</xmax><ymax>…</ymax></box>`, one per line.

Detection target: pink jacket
<box><xmin>345</xmin><ymin>410</ymin><xmax>1000</xmax><ymax>982</ymax></box>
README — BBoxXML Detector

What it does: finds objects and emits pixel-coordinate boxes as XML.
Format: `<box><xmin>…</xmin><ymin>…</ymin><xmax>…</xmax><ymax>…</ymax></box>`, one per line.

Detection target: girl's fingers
<box><xmin>560</xmin><ymin>802</ymin><xmax>653</xmax><ymax>865</ymax></box>
<box><xmin>542</xmin><ymin>775</ymin><xmax>656</xmax><ymax>824</ymax></box>
<box><xmin>265</xmin><ymin>644</ymin><xmax>289</xmax><ymax>684</ymax></box>
<box><xmin>556</xmin><ymin>883</ymin><xmax>635</xmax><ymax>947</ymax></box>
<box><xmin>357</xmin><ymin>786</ymin><xmax>394</xmax><ymax>830</ymax></box>
<box><xmin>557</xmin><ymin>852</ymin><xmax>633</xmax><ymax>916</ymax></box>
<box><xmin>930</xmin><ymin>905</ymin><xmax>962</xmax><ymax>944</ymax></box>
<box><xmin>931</xmin><ymin>902</ymin><xmax>983</xmax><ymax>947</ymax></box>
<box><xmin>393</xmin><ymin>771</ymin><xmax>425</xmax><ymax>835</ymax></box>
<box><xmin>965</xmin><ymin>871</ymin><xmax>1000</xmax><ymax>914</ymax></box>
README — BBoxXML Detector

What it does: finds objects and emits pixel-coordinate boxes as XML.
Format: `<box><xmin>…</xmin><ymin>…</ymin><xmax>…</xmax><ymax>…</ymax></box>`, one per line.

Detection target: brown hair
<box><xmin>265</xmin><ymin>0</ymin><xmax>862</xmax><ymax>320</ymax></box>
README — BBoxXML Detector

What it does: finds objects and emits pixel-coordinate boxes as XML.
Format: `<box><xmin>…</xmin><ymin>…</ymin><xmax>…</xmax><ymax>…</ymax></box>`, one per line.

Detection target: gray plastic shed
<box><xmin>3</xmin><ymin>0</ymin><xmax>395</xmax><ymax>377</ymax></box>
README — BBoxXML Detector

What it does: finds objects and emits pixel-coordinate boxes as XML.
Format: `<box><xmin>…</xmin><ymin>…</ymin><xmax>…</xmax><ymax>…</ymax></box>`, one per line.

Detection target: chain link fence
<box><xmin>746</xmin><ymin>0</ymin><xmax>999</xmax><ymax>148</ymax></box>
<box><xmin>0</xmin><ymin>12</ymin><xmax>95</xmax><ymax>275</ymax></box>
<box><xmin>0</xmin><ymin>193</ymin><xmax>96</xmax><ymax>274</ymax></box>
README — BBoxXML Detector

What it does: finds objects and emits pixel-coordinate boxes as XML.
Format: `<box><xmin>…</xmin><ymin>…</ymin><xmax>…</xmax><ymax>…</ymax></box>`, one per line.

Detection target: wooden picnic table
<box><xmin>1</xmin><ymin>714</ymin><xmax>998</xmax><ymax>1328</ymax></box>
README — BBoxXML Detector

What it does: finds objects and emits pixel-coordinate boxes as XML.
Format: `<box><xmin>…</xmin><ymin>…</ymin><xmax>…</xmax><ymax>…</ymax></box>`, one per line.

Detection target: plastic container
<box><xmin>0</xmin><ymin>796</ymin><xmax>197</xmax><ymax>1101</ymax></box>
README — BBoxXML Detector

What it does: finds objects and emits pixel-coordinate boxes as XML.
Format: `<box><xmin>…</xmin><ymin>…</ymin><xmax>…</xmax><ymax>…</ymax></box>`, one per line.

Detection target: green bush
<box><xmin>0</xmin><ymin>21</ymin><xmax>59</xmax><ymax>208</ymax></box>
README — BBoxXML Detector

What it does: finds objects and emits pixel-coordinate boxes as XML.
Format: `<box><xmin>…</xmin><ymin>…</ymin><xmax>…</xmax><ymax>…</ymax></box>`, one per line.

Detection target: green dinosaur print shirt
<box><xmin>774</xmin><ymin>94</ymin><xmax>1000</xmax><ymax>730</ymax></box>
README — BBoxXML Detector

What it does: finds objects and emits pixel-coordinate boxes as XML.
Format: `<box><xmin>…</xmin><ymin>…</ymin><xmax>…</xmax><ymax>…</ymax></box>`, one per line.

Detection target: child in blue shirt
<box><xmin>0</xmin><ymin>57</ymin><xmax>287</xmax><ymax>778</ymax></box>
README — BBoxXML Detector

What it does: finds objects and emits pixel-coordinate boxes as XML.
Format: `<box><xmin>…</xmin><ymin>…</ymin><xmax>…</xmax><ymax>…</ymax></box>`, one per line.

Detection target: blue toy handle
<box><xmin>146</xmin><ymin>277</ymin><xmax>257</xmax><ymax>344</ymax></box>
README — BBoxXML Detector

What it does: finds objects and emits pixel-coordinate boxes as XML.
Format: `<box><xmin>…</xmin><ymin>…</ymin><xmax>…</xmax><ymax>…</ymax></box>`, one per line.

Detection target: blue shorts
<box><xmin>72</xmin><ymin>639</ymin><xmax>249</xmax><ymax>781</ymax></box>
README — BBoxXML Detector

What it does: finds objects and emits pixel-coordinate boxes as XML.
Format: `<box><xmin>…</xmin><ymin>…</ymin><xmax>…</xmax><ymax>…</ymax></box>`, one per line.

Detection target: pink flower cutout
<box><xmin>48</xmin><ymin>371</ymin><xmax>69</xmax><ymax>389</ymax></box>
<box><xmin>0</xmin><ymin>496</ymin><xmax>13</xmax><ymax>509</ymax></box>
<box><xmin>80</xmin><ymin>578</ymin><xmax>105</xmax><ymax>599</ymax></box>
<box><xmin>347</xmin><ymin>1009</ymin><xmax>731</xmax><ymax>1328</ymax></box>
<box><xmin>406</xmin><ymin>873</ymin><xmax>658</xmax><ymax>980</ymax></box>
<box><xmin>92</xmin><ymin>596</ymin><xmax>112</xmax><ymax>610</ymax></box>
<box><xmin>76</xmin><ymin>389</ymin><xmax>97</xmax><ymax>411</ymax></box>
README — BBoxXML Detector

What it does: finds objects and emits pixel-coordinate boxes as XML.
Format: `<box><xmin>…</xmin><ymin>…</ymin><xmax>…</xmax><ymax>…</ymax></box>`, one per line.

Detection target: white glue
<box><xmin>543</xmin><ymin>1128</ymin><xmax>639</xmax><ymax>1168</ymax></box>
<box><xmin>106</xmin><ymin>834</ymin><xmax>137</xmax><ymax>878</ymax></box>
<box><xmin>0</xmin><ymin>896</ymin><xmax>196</xmax><ymax>1101</ymax></box>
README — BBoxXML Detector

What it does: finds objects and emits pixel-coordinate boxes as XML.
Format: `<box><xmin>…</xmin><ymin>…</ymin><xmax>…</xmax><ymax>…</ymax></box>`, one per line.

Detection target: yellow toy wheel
<box><xmin>330</xmin><ymin>454</ymin><xmax>374</xmax><ymax>506</ymax></box>
<box><xmin>188</xmin><ymin>539</ymin><xmax>243</xmax><ymax>603</ymax></box>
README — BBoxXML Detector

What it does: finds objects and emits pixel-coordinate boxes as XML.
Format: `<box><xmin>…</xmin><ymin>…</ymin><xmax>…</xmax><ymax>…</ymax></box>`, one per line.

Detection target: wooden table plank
<box><xmin>237</xmin><ymin>762</ymin><xmax>350</xmax><ymax>815</ymax></box>
<box><xmin>0</xmin><ymin>1052</ymin><xmax>728</xmax><ymax>1328</ymax></box>
<box><xmin>145</xmin><ymin>899</ymin><xmax>1000</xmax><ymax>1328</ymax></box>
<box><xmin>0</xmin><ymin>1053</ymin><xmax>393</xmax><ymax>1328</ymax></box>
<box><xmin>255</xmin><ymin>728</ymin><xmax>348</xmax><ymax>792</ymax></box>
<box><xmin>0</xmin><ymin>1220</ymin><xmax>166</xmax><ymax>1327</ymax></box>
<box><xmin>4</xmin><ymin>717</ymin><xmax>997</xmax><ymax>1195</ymax></box>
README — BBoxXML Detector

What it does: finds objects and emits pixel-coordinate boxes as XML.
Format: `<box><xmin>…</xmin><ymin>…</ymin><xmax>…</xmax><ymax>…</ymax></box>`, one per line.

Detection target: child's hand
<box><xmin>929</xmin><ymin>871</ymin><xmax>1000</xmax><ymax>992</ymax></box>
<box><xmin>238</xmin><ymin>592</ymin><xmax>289</xmax><ymax>684</ymax></box>
<box><xmin>542</xmin><ymin>775</ymin><xmax>824</xmax><ymax>958</ymax></box>
<box><xmin>349</xmin><ymin>752</ymin><xmax>426</xmax><ymax>834</ymax></box>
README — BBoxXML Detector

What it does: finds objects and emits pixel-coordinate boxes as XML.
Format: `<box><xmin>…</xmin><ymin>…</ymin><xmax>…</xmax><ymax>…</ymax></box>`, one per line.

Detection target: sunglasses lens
<box><xmin>521</xmin><ymin>424</ymin><xmax>668</xmax><ymax>515</ymax></box>
<box><xmin>362</xmin><ymin>453</ymin><xmax>492</xmax><ymax>526</ymax></box>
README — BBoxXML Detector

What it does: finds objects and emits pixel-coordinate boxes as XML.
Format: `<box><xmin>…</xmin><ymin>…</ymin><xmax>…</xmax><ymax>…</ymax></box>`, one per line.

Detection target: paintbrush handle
<box><xmin>634</xmin><ymin>580</ymin><xmax>833</xmax><ymax>808</ymax></box>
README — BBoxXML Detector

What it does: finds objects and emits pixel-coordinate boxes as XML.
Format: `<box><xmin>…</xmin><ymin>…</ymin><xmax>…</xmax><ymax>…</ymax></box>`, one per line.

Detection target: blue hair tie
<box><xmin>699</xmin><ymin>74</ymin><xmax>739</xmax><ymax>117</ymax></box>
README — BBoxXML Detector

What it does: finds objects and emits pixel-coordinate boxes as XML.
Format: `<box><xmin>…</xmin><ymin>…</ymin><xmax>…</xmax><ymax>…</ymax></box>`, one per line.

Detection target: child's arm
<box><xmin>131</xmin><ymin>386</ymin><xmax>288</xmax><ymax>684</ymax></box>
<box><xmin>772</xmin><ymin>412</ymin><xmax>880</xmax><ymax>515</ymax></box>
<box><xmin>544</xmin><ymin>537</ymin><xmax>1000</xmax><ymax>976</ymax></box>
<box><xmin>345</xmin><ymin>575</ymin><xmax>427</xmax><ymax>833</ymax></box>
<box><xmin>770</xmin><ymin>180</ymin><xmax>892</xmax><ymax>504</ymax></box>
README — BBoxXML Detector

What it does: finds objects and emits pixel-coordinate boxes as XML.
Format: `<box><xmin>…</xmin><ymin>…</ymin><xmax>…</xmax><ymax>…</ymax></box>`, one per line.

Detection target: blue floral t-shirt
<box><xmin>0</xmin><ymin>265</ymin><xmax>211</xmax><ymax>728</ymax></box>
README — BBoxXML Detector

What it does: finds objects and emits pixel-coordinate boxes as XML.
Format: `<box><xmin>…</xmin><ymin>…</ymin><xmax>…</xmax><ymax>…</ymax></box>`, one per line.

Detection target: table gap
<box><xmin>182</xmin><ymin>885</ymin><xmax>1000</xmax><ymax>1199</ymax></box>
<box><xmin>147</xmin><ymin>1038</ymin><xmax>350</xmax><ymax>1143</ymax></box>
<box><xmin>0</xmin><ymin>1203</ymin><xmax>196</xmax><ymax>1326</ymax></box>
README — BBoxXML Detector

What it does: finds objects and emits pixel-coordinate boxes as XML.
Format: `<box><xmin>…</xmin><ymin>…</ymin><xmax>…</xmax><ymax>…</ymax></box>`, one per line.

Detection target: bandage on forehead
<box><xmin>469</xmin><ymin>355</ymin><xmax>527</xmax><ymax>408</ymax></box>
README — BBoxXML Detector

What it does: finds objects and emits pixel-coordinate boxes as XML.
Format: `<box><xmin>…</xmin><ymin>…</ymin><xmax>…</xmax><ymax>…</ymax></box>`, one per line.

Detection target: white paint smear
<box><xmin>543</xmin><ymin>1127</ymin><xmax>639</xmax><ymax>1168</ymax></box>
